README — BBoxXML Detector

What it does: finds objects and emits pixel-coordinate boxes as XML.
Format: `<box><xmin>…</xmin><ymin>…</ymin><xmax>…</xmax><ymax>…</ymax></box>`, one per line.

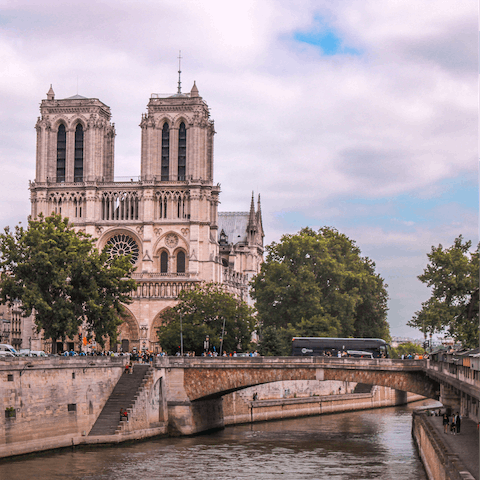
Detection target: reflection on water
<box><xmin>0</xmin><ymin>401</ymin><xmax>432</xmax><ymax>480</ymax></box>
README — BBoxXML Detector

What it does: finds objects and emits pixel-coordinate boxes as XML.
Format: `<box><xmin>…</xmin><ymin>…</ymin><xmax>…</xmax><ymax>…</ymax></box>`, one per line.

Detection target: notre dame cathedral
<box><xmin>29</xmin><ymin>81</ymin><xmax>264</xmax><ymax>353</ymax></box>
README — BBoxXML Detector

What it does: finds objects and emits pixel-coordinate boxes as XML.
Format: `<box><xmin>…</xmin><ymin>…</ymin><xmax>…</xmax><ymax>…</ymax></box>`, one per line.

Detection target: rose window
<box><xmin>106</xmin><ymin>234</ymin><xmax>139</xmax><ymax>265</ymax></box>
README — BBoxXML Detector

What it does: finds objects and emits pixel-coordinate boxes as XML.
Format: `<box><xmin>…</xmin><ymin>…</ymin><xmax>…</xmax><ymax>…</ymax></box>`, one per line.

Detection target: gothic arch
<box><xmin>52</xmin><ymin>116</ymin><xmax>70</xmax><ymax>131</ymax></box>
<box><xmin>71</xmin><ymin>117</ymin><xmax>87</xmax><ymax>130</ymax></box>
<box><xmin>172</xmin><ymin>115</ymin><xmax>190</xmax><ymax>129</ymax></box>
<box><xmin>116</xmin><ymin>306</ymin><xmax>141</xmax><ymax>352</ymax></box>
<box><xmin>150</xmin><ymin>308</ymin><xmax>171</xmax><ymax>353</ymax></box>
<box><xmin>157</xmin><ymin>118</ymin><xmax>171</xmax><ymax>129</ymax></box>
<box><xmin>173</xmin><ymin>247</ymin><xmax>187</xmax><ymax>273</ymax></box>
<box><xmin>153</xmin><ymin>231</ymin><xmax>189</xmax><ymax>257</ymax></box>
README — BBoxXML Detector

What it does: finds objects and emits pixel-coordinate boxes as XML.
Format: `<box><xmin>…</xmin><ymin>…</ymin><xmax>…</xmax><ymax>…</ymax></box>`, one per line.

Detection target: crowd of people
<box><xmin>442</xmin><ymin>411</ymin><xmax>462</xmax><ymax>435</ymax></box>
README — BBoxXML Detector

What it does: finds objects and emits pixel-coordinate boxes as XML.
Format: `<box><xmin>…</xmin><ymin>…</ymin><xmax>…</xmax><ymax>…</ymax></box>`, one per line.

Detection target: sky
<box><xmin>0</xmin><ymin>0</ymin><xmax>477</xmax><ymax>339</ymax></box>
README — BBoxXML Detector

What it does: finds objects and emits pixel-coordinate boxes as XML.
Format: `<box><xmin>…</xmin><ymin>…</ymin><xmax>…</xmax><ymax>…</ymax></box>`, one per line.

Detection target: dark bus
<box><xmin>292</xmin><ymin>337</ymin><xmax>390</xmax><ymax>358</ymax></box>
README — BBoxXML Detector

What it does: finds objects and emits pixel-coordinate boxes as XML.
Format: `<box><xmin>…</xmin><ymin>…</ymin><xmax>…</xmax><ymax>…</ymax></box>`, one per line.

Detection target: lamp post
<box><xmin>219</xmin><ymin>316</ymin><xmax>226</xmax><ymax>356</ymax></box>
<box><xmin>180</xmin><ymin>312</ymin><xmax>184</xmax><ymax>356</ymax></box>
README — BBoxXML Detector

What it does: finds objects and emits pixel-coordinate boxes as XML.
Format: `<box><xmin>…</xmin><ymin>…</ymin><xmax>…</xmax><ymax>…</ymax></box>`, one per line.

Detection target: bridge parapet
<box><xmin>154</xmin><ymin>355</ymin><xmax>426</xmax><ymax>372</ymax></box>
<box><xmin>155</xmin><ymin>356</ymin><xmax>437</xmax><ymax>402</ymax></box>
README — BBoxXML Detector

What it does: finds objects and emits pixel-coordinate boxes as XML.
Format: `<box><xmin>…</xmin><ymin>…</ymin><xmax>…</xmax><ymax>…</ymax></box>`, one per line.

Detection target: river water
<box><xmin>1</xmin><ymin>401</ymin><xmax>434</xmax><ymax>480</ymax></box>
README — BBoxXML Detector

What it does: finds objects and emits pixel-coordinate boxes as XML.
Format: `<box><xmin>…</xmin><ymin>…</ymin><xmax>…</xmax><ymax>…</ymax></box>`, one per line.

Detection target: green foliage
<box><xmin>408</xmin><ymin>236</ymin><xmax>479</xmax><ymax>349</ymax></box>
<box><xmin>390</xmin><ymin>342</ymin><xmax>425</xmax><ymax>359</ymax></box>
<box><xmin>258</xmin><ymin>324</ymin><xmax>296</xmax><ymax>356</ymax></box>
<box><xmin>156</xmin><ymin>282</ymin><xmax>256</xmax><ymax>355</ymax></box>
<box><xmin>0</xmin><ymin>214</ymin><xmax>136</xmax><ymax>347</ymax></box>
<box><xmin>251</xmin><ymin>227</ymin><xmax>390</xmax><ymax>340</ymax></box>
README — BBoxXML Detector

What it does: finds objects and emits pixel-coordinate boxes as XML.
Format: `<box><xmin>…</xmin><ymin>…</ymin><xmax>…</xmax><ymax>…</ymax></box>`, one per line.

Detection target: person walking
<box><xmin>442</xmin><ymin>413</ymin><xmax>449</xmax><ymax>434</ymax></box>
<box><xmin>450</xmin><ymin>415</ymin><xmax>456</xmax><ymax>435</ymax></box>
<box><xmin>455</xmin><ymin>412</ymin><xmax>461</xmax><ymax>434</ymax></box>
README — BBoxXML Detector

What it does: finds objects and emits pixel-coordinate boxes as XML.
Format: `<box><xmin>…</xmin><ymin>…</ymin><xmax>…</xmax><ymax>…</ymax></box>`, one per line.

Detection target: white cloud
<box><xmin>0</xmin><ymin>0</ymin><xmax>476</xmax><ymax>338</ymax></box>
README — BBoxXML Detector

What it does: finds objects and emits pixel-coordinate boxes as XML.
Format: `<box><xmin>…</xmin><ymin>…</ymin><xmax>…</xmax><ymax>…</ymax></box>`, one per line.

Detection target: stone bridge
<box><xmin>154</xmin><ymin>356</ymin><xmax>440</xmax><ymax>435</ymax></box>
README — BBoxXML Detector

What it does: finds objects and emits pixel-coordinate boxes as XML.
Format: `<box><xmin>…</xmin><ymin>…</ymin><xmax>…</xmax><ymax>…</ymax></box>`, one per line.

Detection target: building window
<box><xmin>178</xmin><ymin>122</ymin><xmax>186</xmax><ymax>180</ymax></box>
<box><xmin>106</xmin><ymin>234</ymin><xmax>140</xmax><ymax>265</ymax></box>
<box><xmin>160</xmin><ymin>251</ymin><xmax>168</xmax><ymax>273</ymax></box>
<box><xmin>74</xmin><ymin>124</ymin><xmax>84</xmax><ymax>182</ymax></box>
<box><xmin>161</xmin><ymin>123</ymin><xmax>169</xmax><ymax>181</ymax></box>
<box><xmin>158</xmin><ymin>196</ymin><xmax>168</xmax><ymax>219</ymax></box>
<box><xmin>177</xmin><ymin>251</ymin><xmax>185</xmax><ymax>273</ymax></box>
<box><xmin>56</xmin><ymin>124</ymin><xmax>66</xmax><ymax>182</ymax></box>
<box><xmin>67</xmin><ymin>403</ymin><xmax>77</xmax><ymax>412</ymax></box>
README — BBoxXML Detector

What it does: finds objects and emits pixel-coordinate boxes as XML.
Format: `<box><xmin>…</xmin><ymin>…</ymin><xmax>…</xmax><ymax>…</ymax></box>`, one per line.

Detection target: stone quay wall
<box><xmin>223</xmin><ymin>380</ymin><xmax>422</xmax><ymax>425</ymax></box>
<box><xmin>412</xmin><ymin>411</ymin><xmax>475</xmax><ymax>480</ymax></box>
<box><xmin>0</xmin><ymin>357</ymin><xmax>124</xmax><ymax>458</ymax></box>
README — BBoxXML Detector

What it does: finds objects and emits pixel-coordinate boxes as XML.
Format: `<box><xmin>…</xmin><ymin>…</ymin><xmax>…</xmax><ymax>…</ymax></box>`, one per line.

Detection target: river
<box><xmin>0</xmin><ymin>400</ymin><xmax>434</xmax><ymax>479</ymax></box>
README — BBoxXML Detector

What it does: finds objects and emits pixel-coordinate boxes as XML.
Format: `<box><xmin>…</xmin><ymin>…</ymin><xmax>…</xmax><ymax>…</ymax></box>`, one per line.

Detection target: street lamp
<box><xmin>180</xmin><ymin>312</ymin><xmax>184</xmax><ymax>356</ymax></box>
<box><xmin>219</xmin><ymin>316</ymin><xmax>226</xmax><ymax>356</ymax></box>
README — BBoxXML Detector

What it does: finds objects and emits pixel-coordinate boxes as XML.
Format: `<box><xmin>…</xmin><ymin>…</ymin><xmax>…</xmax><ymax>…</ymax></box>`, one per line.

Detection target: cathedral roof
<box><xmin>64</xmin><ymin>94</ymin><xmax>89</xmax><ymax>100</ymax></box>
<box><xmin>218</xmin><ymin>212</ymin><xmax>249</xmax><ymax>244</ymax></box>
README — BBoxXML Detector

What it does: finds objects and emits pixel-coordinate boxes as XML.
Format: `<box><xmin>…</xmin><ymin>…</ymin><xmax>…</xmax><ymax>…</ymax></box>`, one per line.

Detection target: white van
<box><xmin>0</xmin><ymin>344</ymin><xmax>18</xmax><ymax>356</ymax></box>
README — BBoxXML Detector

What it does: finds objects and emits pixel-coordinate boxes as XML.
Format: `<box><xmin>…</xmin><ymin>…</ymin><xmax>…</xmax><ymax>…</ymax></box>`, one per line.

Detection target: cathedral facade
<box><xmin>29</xmin><ymin>83</ymin><xmax>263</xmax><ymax>353</ymax></box>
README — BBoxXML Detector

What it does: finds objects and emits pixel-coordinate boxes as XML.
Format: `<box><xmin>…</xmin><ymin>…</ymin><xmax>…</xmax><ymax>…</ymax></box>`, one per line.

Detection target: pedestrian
<box><xmin>450</xmin><ymin>415</ymin><xmax>456</xmax><ymax>435</ymax></box>
<box><xmin>455</xmin><ymin>412</ymin><xmax>461</xmax><ymax>434</ymax></box>
<box><xmin>442</xmin><ymin>413</ymin><xmax>449</xmax><ymax>434</ymax></box>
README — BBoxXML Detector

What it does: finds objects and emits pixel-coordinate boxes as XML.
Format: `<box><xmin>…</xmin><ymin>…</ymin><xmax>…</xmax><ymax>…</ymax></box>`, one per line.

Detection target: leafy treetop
<box><xmin>251</xmin><ymin>227</ymin><xmax>390</xmax><ymax>346</ymax></box>
<box><xmin>0</xmin><ymin>214</ymin><xmax>136</xmax><ymax>348</ymax></box>
<box><xmin>156</xmin><ymin>282</ymin><xmax>256</xmax><ymax>355</ymax></box>
<box><xmin>408</xmin><ymin>235</ymin><xmax>479</xmax><ymax>349</ymax></box>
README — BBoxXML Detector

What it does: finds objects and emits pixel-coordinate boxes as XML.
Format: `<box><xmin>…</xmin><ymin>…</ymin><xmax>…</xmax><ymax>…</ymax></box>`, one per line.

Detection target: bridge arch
<box><xmin>176</xmin><ymin>359</ymin><xmax>440</xmax><ymax>401</ymax></box>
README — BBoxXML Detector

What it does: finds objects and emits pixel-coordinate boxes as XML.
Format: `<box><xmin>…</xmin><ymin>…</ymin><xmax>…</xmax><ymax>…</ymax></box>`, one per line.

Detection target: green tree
<box><xmin>251</xmin><ymin>227</ymin><xmax>390</xmax><ymax>340</ymax></box>
<box><xmin>258</xmin><ymin>324</ymin><xmax>297</xmax><ymax>356</ymax></box>
<box><xmin>156</xmin><ymin>282</ymin><xmax>256</xmax><ymax>355</ymax></box>
<box><xmin>390</xmin><ymin>342</ymin><xmax>426</xmax><ymax>359</ymax></box>
<box><xmin>0</xmin><ymin>214</ymin><xmax>136</xmax><ymax>349</ymax></box>
<box><xmin>408</xmin><ymin>235</ymin><xmax>479</xmax><ymax>349</ymax></box>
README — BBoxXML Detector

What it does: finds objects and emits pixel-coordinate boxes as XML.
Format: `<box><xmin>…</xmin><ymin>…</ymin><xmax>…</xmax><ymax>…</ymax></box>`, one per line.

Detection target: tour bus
<box><xmin>291</xmin><ymin>337</ymin><xmax>390</xmax><ymax>358</ymax></box>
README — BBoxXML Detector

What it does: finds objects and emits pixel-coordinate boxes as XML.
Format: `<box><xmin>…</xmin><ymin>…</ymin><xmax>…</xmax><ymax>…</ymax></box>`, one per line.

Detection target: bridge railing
<box><xmin>153</xmin><ymin>356</ymin><xmax>425</xmax><ymax>370</ymax></box>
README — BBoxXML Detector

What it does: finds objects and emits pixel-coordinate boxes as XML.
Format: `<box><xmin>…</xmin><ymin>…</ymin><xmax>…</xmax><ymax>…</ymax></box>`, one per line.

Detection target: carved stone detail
<box><xmin>165</xmin><ymin>233</ymin><xmax>178</xmax><ymax>248</ymax></box>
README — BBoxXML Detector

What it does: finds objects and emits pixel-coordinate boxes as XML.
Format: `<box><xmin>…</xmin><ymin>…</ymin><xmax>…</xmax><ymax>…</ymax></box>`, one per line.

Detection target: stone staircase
<box><xmin>88</xmin><ymin>364</ymin><xmax>151</xmax><ymax>436</ymax></box>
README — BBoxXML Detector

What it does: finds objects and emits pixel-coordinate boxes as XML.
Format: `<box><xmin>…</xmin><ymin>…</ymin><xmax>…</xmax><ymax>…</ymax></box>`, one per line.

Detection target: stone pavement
<box><xmin>426</xmin><ymin>412</ymin><xmax>479</xmax><ymax>480</ymax></box>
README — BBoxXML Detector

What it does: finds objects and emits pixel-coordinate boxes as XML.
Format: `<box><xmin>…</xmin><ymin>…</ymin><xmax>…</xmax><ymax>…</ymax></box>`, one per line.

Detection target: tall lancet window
<box><xmin>74</xmin><ymin>124</ymin><xmax>84</xmax><ymax>182</ymax></box>
<box><xmin>160</xmin><ymin>251</ymin><xmax>168</xmax><ymax>273</ymax></box>
<box><xmin>56</xmin><ymin>124</ymin><xmax>66</xmax><ymax>182</ymax></box>
<box><xmin>178</xmin><ymin>122</ymin><xmax>186</xmax><ymax>180</ymax></box>
<box><xmin>161</xmin><ymin>123</ymin><xmax>170</xmax><ymax>181</ymax></box>
<box><xmin>177</xmin><ymin>251</ymin><xmax>186</xmax><ymax>273</ymax></box>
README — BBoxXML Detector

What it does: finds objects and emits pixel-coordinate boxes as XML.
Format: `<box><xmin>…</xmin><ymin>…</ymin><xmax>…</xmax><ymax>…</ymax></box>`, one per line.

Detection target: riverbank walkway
<box><xmin>425</xmin><ymin>413</ymin><xmax>479</xmax><ymax>480</ymax></box>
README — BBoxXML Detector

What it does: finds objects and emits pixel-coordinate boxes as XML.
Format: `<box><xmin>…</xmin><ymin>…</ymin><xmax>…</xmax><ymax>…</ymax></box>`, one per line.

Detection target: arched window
<box><xmin>161</xmin><ymin>123</ymin><xmax>169</xmax><ymax>181</ymax></box>
<box><xmin>178</xmin><ymin>122</ymin><xmax>186</xmax><ymax>180</ymax></box>
<box><xmin>160</xmin><ymin>251</ymin><xmax>168</xmax><ymax>273</ymax></box>
<box><xmin>177</xmin><ymin>251</ymin><xmax>185</xmax><ymax>273</ymax></box>
<box><xmin>56</xmin><ymin>124</ymin><xmax>66</xmax><ymax>182</ymax></box>
<box><xmin>74</xmin><ymin>124</ymin><xmax>84</xmax><ymax>182</ymax></box>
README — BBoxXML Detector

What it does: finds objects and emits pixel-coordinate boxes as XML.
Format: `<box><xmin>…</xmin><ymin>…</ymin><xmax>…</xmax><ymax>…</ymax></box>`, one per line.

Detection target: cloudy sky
<box><xmin>0</xmin><ymin>0</ymin><xmax>477</xmax><ymax>339</ymax></box>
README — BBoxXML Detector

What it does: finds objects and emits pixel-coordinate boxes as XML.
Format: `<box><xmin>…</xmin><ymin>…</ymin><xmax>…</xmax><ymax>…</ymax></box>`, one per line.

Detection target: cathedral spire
<box><xmin>47</xmin><ymin>84</ymin><xmax>55</xmax><ymax>100</ymax></box>
<box><xmin>256</xmin><ymin>193</ymin><xmax>264</xmax><ymax>240</ymax></box>
<box><xmin>191</xmin><ymin>81</ymin><xmax>199</xmax><ymax>97</ymax></box>
<box><xmin>248</xmin><ymin>191</ymin><xmax>255</xmax><ymax>225</ymax></box>
<box><xmin>177</xmin><ymin>51</ymin><xmax>182</xmax><ymax>94</ymax></box>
